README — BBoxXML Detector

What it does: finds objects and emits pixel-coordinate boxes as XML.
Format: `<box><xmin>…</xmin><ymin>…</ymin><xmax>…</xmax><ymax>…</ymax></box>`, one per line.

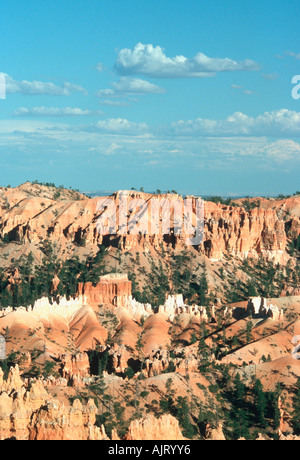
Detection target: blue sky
<box><xmin>0</xmin><ymin>0</ymin><xmax>300</xmax><ymax>196</ymax></box>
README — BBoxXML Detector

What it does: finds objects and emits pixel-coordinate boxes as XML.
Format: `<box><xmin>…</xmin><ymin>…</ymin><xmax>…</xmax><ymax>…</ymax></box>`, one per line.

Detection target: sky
<box><xmin>0</xmin><ymin>0</ymin><xmax>300</xmax><ymax>196</ymax></box>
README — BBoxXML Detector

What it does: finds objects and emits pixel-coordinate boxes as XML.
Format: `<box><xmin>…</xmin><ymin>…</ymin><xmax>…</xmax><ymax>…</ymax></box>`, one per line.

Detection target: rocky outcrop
<box><xmin>98</xmin><ymin>342</ymin><xmax>200</xmax><ymax>378</ymax></box>
<box><xmin>108</xmin><ymin>344</ymin><xmax>130</xmax><ymax>374</ymax></box>
<box><xmin>125</xmin><ymin>414</ymin><xmax>185</xmax><ymax>441</ymax></box>
<box><xmin>0</xmin><ymin>365</ymin><xmax>107</xmax><ymax>440</ymax></box>
<box><xmin>144</xmin><ymin>349</ymin><xmax>170</xmax><ymax>377</ymax></box>
<box><xmin>28</xmin><ymin>398</ymin><xmax>108</xmax><ymax>441</ymax></box>
<box><xmin>204</xmin><ymin>202</ymin><xmax>289</xmax><ymax>263</ymax></box>
<box><xmin>60</xmin><ymin>352</ymin><xmax>90</xmax><ymax>386</ymax></box>
<box><xmin>205</xmin><ymin>423</ymin><xmax>226</xmax><ymax>440</ymax></box>
<box><xmin>0</xmin><ymin>366</ymin><xmax>49</xmax><ymax>440</ymax></box>
<box><xmin>123</xmin><ymin>296</ymin><xmax>153</xmax><ymax>321</ymax></box>
<box><xmin>0</xmin><ymin>364</ymin><xmax>24</xmax><ymax>393</ymax></box>
<box><xmin>247</xmin><ymin>297</ymin><xmax>284</xmax><ymax>321</ymax></box>
<box><xmin>143</xmin><ymin>348</ymin><xmax>199</xmax><ymax>377</ymax></box>
<box><xmin>77</xmin><ymin>274</ymin><xmax>132</xmax><ymax>307</ymax></box>
<box><xmin>0</xmin><ymin>186</ymin><xmax>297</xmax><ymax>263</ymax></box>
<box><xmin>0</xmin><ymin>295</ymin><xmax>86</xmax><ymax>319</ymax></box>
<box><xmin>278</xmin><ymin>432</ymin><xmax>300</xmax><ymax>440</ymax></box>
<box><xmin>158</xmin><ymin>294</ymin><xmax>214</xmax><ymax>323</ymax></box>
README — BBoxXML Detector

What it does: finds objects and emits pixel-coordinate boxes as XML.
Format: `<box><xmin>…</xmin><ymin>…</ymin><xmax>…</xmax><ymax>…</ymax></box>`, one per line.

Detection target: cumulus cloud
<box><xmin>0</xmin><ymin>116</ymin><xmax>299</xmax><ymax>171</ymax></box>
<box><xmin>0</xmin><ymin>73</ymin><xmax>87</xmax><ymax>96</ymax></box>
<box><xmin>259</xmin><ymin>139</ymin><xmax>300</xmax><ymax>161</ymax></box>
<box><xmin>95</xmin><ymin>89</ymin><xmax>117</xmax><ymax>98</ymax></box>
<box><xmin>169</xmin><ymin>109</ymin><xmax>300</xmax><ymax>137</ymax></box>
<box><xmin>94</xmin><ymin>118</ymin><xmax>148</xmax><ymax>134</ymax></box>
<box><xmin>13</xmin><ymin>107</ymin><xmax>103</xmax><ymax>117</ymax></box>
<box><xmin>96</xmin><ymin>76</ymin><xmax>165</xmax><ymax>104</ymax></box>
<box><xmin>114</xmin><ymin>43</ymin><xmax>260</xmax><ymax>78</ymax></box>
<box><xmin>111</xmin><ymin>77</ymin><xmax>165</xmax><ymax>94</ymax></box>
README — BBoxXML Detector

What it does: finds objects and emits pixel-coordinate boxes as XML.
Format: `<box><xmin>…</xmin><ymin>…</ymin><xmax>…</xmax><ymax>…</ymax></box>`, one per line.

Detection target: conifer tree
<box><xmin>253</xmin><ymin>379</ymin><xmax>267</xmax><ymax>427</ymax></box>
<box><xmin>292</xmin><ymin>378</ymin><xmax>300</xmax><ymax>434</ymax></box>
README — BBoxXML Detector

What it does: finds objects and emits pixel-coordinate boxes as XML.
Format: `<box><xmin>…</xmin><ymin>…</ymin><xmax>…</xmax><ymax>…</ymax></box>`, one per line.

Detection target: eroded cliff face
<box><xmin>0</xmin><ymin>185</ymin><xmax>297</xmax><ymax>264</ymax></box>
<box><xmin>77</xmin><ymin>274</ymin><xmax>132</xmax><ymax>307</ymax></box>
<box><xmin>0</xmin><ymin>365</ymin><xmax>186</xmax><ymax>441</ymax></box>
<box><xmin>124</xmin><ymin>414</ymin><xmax>185</xmax><ymax>441</ymax></box>
<box><xmin>0</xmin><ymin>365</ymin><xmax>108</xmax><ymax>441</ymax></box>
<box><xmin>1</xmin><ymin>294</ymin><xmax>300</xmax><ymax>440</ymax></box>
<box><xmin>203</xmin><ymin>202</ymin><xmax>289</xmax><ymax>263</ymax></box>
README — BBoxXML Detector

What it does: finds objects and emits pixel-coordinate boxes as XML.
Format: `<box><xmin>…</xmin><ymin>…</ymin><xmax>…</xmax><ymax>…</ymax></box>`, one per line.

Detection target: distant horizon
<box><xmin>1</xmin><ymin>180</ymin><xmax>298</xmax><ymax>199</ymax></box>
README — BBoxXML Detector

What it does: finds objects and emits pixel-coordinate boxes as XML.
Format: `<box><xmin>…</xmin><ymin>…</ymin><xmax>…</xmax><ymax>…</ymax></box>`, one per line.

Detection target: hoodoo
<box><xmin>77</xmin><ymin>273</ymin><xmax>132</xmax><ymax>307</ymax></box>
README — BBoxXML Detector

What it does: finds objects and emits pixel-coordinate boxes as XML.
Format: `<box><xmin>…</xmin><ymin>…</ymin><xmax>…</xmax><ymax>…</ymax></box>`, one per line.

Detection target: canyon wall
<box><xmin>0</xmin><ymin>187</ymin><xmax>298</xmax><ymax>263</ymax></box>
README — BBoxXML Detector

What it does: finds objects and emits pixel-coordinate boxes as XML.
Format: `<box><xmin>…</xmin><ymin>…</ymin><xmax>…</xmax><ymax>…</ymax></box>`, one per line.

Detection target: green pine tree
<box><xmin>292</xmin><ymin>378</ymin><xmax>300</xmax><ymax>434</ymax></box>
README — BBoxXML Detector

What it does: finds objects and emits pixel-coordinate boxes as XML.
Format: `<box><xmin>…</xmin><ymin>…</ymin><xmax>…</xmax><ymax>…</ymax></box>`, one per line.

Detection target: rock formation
<box><xmin>0</xmin><ymin>365</ymin><xmax>107</xmax><ymax>440</ymax></box>
<box><xmin>0</xmin><ymin>185</ymin><xmax>297</xmax><ymax>264</ymax></box>
<box><xmin>0</xmin><ymin>295</ymin><xmax>86</xmax><ymax>320</ymax></box>
<box><xmin>77</xmin><ymin>273</ymin><xmax>132</xmax><ymax>307</ymax></box>
<box><xmin>28</xmin><ymin>398</ymin><xmax>108</xmax><ymax>441</ymax></box>
<box><xmin>124</xmin><ymin>414</ymin><xmax>185</xmax><ymax>441</ymax></box>
<box><xmin>158</xmin><ymin>294</ymin><xmax>215</xmax><ymax>323</ymax></box>
<box><xmin>60</xmin><ymin>352</ymin><xmax>90</xmax><ymax>386</ymax></box>
<box><xmin>204</xmin><ymin>202</ymin><xmax>289</xmax><ymax>263</ymax></box>
<box><xmin>143</xmin><ymin>347</ymin><xmax>199</xmax><ymax>377</ymax></box>
<box><xmin>123</xmin><ymin>296</ymin><xmax>153</xmax><ymax>321</ymax></box>
<box><xmin>108</xmin><ymin>344</ymin><xmax>131</xmax><ymax>374</ymax></box>
<box><xmin>205</xmin><ymin>423</ymin><xmax>226</xmax><ymax>440</ymax></box>
<box><xmin>247</xmin><ymin>297</ymin><xmax>284</xmax><ymax>321</ymax></box>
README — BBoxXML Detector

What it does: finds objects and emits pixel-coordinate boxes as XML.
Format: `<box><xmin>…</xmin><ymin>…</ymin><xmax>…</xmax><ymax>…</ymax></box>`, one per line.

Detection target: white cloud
<box><xmin>111</xmin><ymin>77</ymin><xmax>165</xmax><ymax>94</ymax></box>
<box><xmin>114</xmin><ymin>43</ymin><xmax>260</xmax><ymax>78</ymax></box>
<box><xmin>0</xmin><ymin>117</ymin><xmax>299</xmax><ymax>169</ymax></box>
<box><xmin>284</xmin><ymin>51</ymin><xmax>300</xmax><ymax>60</ymax></box>
<box><xmin>0</xmin><ymin>119</ymin><xmax>66</xmax><ymax>133</ymax></box>
<box><xmin>96</xmin><ymin>76</ymin><xmax>165</xmax><ymax>106</ymax></box>
<box><xmin>95</xmin><ymin>118</ymin><xmax>148</xmax><ymax>134</ymax></box>
<box><xmin>169</xmin><ymin>109</ymin><xmax>300</xmax><ymax>137</ymax></box>
<box><xmin>4</xmin><ymin>108</ymin><xmax>300</xmax><ymax>143</ymax></box>
<box><xmin>231</xmin><ymin>84</ymin><xmax>254</xmax><ymax>95</ymax></box>
<box><xmin>259</xmin><ymin>139</ymin><xmax>300</xmax><ymax>161</ymax></box>
<box><xmin>0</xmin><ymin>73</ymin><xmax>87</xmax><ymax>96</ymax></box>
<box><xmin>95</xmin><ymin>89</ymin><xmax>116</xmax><ymax>98</ymax></box>
<box><xmin>96</xmin><ymin>63</ymin><xmax>105</xmax><ymax>72</ymax></box>
<box><xmin>262</xmin><ymin>73</ymin><xmax>279</xmax><ymax>81</ymax></box>
<box><xmin>13</xmin><ymin>107</ymin><xmax>103</xmax><ymax>117</ymax></box>
<box><xmin>104</xmin><ymin>142</ymin><xmax>122</xmax><ymax>155</ymax></box>
<box><xmin>98</xmin><ymin>98</ymin><xmax>129</xmax><ymax>107</ymax></box>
